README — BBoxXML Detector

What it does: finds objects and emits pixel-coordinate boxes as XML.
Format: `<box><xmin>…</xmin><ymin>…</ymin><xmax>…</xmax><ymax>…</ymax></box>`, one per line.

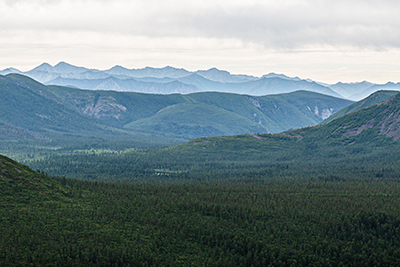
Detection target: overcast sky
<box><xmin>1</xmin><ymin>0</ymin><xmax>399</xmax><ymax>83</ymax></box>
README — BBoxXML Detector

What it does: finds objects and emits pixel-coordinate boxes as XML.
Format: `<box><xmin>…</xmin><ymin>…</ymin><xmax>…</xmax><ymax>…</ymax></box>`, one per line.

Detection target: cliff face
<box><xmin>378</xmin><ymin>94</ymin><xmax>400</xmax><ymax>140</ymax></box>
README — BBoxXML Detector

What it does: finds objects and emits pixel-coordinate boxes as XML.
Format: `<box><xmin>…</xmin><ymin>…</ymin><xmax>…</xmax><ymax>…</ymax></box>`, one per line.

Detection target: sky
<box><xmin>0</xmin><ymin>0</ymin><xmax>399</xmax><ymax>84</ymax></box>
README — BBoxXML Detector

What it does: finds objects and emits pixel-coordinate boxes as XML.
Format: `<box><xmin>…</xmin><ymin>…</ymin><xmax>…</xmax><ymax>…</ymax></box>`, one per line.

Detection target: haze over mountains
<box><xmin>2</xmin><ymin>62</ymin><xmax>400</xmax><ymax>100</ymax></box>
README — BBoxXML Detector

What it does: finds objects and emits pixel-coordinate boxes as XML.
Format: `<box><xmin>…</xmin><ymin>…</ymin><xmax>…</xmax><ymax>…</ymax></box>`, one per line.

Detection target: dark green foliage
<box><xmin>3</xmin><ymin>157</ymin><xmax>400</xmax><ymax>266</ymax></box>
<box><xmin>0</xmin><ymin>154</ymin><xmax>68</xmax><ymax>204</ymax></box>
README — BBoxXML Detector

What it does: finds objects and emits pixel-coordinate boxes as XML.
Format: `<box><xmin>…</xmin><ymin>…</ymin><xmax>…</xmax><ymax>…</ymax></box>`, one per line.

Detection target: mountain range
<box><xmin>0</xmin><ymin>73</ymin><xmax>355</xmax><ymax>160</ymax></box>
<box><xmin>2</xmin><ymin>62</ymin><xmax>399</xmax><ymax>100</ymax></box>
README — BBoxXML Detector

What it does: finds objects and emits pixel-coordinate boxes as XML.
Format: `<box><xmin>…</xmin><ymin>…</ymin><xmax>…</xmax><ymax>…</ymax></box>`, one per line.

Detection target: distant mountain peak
<box><xmin>3</xmin><ymin>67</ymin><xmax>20</xmax><ymax>72</ymax></box>
<box><xmin>0</xmin><ymin>67</ymin><xmax>21</xmax><ymax>75</ymax></box>
<box><xmin>53</xmin><ymin>62</ymin><xmax>88</xmax><ymax>74</ymax></box>
<box><xmin>208</xmin><ymin>67</ymin><xmax>223</xmax><ymax>71</ymax></box>
<box><xmin>54</xmin><ymin>61</ymin><xmax>75</xmax><ymax>68</ymax></box>
<box><xmin>38</xmin><ymin>62</ymin><xmax>52</xmax><ymax>67</ymax></box>
<box><xmin>108</xmin><ymin>65</ymin><xmax>128</xmax><ymax>72</ymax></box>
<box><xmin>54</xmin><ymin>61</ymin><xmax>68</xmax><ymax>66</ymax></box>
<box><xmin>360</xmin><ymin>81</ymin><xmax>372</xmax><ymax>84</ymax></box>
<box><xmin>200</xmin><ymin>67</ymin><xmax>229</xmax><ymax>73</ymax></box>
<box><xmin>193</xmin><ymin>68</ymin><xmax>253</xmax><ymax>83</ymax></box>
<box><xmin>384</xmin><ymin>82</ymin><xmax>397</xmax><ymax>86</ymax></box>
<box><xmin>335</xmin><ymin>80</ymin><xmax>372</xmax><ymax>86</ymax></box>
<box><xmin>31</xmin><ymin>62</ymin><xmax>53</xmax><ymax>72</ymax></box>
<box><xmin>164</xmin><ymin>66</ymin><xmax>181</xmax><ymax>70</ymax></box>
<box><xmin>261</xmin><ymin>73</ymin><xmax>300</xmax><ymax>81</ymax></box>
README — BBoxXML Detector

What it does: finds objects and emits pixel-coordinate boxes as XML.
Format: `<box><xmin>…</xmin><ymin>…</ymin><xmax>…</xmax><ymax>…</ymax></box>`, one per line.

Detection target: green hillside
<box><xmin>182</xmin><ymin>91</ymin><xmax>353</xmax><ymax>133</ymax></box>
<box><xmin>0</xmin><ymin>74</ymin><xmax>188</xmax><ymax>160</ymax></box>
<box><xmin>47</xmin><ymin>85</ymin><xmax>352</xmax><ymax>134</ymax></box>
<box><xmin>0</xmin><ymin>74</ymin><xmax>121</xmax><ymax>136</ymax></box>
<box><xmin>2</xmin><ymin>74</ymin><xmax>352</xmax><ymax>136</ymax></box>
<box><xmin>4</xmin><ymin>153</ymin><xmax>400</xmax><ymax>266</ymax></box>
<box><xmin>321</xmin><ymin>90</ymin><xmax>399</xmax><ymax>125</ymax></box>
<box><xmin>0</xmin><ymin>154</ymin><xmax>68</xmax><ymax>204</ymax></box>
<box><xmin>124</xmin><ymin>102</ymin><xmax>268</xmax><ymax>138</ymax></box>
<box><xmin>46</xmin><ymin>84</ymin><xmax>187</xmax><ymax>127</ymax></box>
<box><xmin>0</xmin><ymin>74</ymin><xmax>353</xmax><ymax>161</ymax></box>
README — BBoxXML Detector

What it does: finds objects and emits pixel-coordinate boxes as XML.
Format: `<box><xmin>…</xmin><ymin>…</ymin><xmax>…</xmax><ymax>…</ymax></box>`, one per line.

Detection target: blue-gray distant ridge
<box><xmin>1</xmin><ymin>62</ymin><xmax>398</xmax><ymax>100</ymax></box>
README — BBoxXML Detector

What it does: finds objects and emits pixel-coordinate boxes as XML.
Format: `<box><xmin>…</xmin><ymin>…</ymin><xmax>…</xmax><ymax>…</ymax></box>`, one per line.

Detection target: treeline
<box><xmin>26</xmin><ymin>136</ymin><xmax>400</xmax><ymax>183</ymax></box>
<box><xmin>2</xmin><ymin>177</ymin><xmax>400</xmax><ymax>266</ymax></box>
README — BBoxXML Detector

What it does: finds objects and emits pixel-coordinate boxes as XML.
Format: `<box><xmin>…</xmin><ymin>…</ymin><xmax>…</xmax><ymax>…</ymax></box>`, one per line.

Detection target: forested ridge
<box><xmin>3</xmin><ymin>152</ymin><xmax>400</xmax><ymax>266</ymax></box>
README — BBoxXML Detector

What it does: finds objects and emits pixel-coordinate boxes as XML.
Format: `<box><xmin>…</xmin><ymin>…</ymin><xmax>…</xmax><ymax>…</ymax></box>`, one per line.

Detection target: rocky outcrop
<box><xmin>82</xmin><ymin>96</ymin><xmax>127</xmax><ymax>119</ymax></box>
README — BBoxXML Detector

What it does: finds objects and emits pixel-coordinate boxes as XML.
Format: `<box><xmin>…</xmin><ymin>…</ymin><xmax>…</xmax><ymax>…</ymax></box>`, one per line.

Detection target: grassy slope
<box><xmin>0</xmin><ymin>154</ymin><xmax>68</xmax><ymax>204</ymax></box>
<box><xmin>255</xmin><ymin>91</ymin><xmax>352</xmax><ymax>131</ymax></box>
<box><xmin>123</xmin><ymin>91</ymin><xmax>353</xmax><ymax>135</ymax></box>
<box><xmin>46</xmin><ymin>84</ymin><xmax>188</xmax><ymax>127</ymax></box>
<box><xmin>124</xmin><ymin>102</ymin><xmax>269</xmax><ymax>138</ymax></box>
<box><xmin>0</xmin><ymin>74</ymin><xmax>113</xmax><ymax>136</ymax></box>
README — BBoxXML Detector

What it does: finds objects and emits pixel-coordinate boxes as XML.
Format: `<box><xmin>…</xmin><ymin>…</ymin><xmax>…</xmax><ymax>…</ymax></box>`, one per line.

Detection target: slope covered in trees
<box><xmin>3</xmin><ymin>154</ymin><xmax>400</xmax><ymax>266</ymax></box>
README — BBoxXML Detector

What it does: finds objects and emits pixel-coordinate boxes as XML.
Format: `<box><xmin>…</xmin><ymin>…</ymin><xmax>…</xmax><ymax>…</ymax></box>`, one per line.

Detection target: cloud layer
<box><xmin>2</xmin><ymin>0</ymin><xmax>399</xmax><ymax>49</ymax></box>
<box><xmin>1</xmin><ymin>0</ymin><xmax>399</xmax><ymax>83</ymax></box>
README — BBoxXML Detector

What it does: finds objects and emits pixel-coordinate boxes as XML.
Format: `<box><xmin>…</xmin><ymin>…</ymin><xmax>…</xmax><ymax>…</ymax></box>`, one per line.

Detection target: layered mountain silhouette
<box><xmin>3</xmin><ymin>62</ymin><xmax>398</xmax><ymax>100</ymax></box>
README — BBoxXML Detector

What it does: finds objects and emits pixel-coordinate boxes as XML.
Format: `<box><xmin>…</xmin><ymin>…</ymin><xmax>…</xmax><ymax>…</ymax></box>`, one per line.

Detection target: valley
<box><xmin>2</xmin><ymin>0</ymin><xmax>400</xmax><ymax>263</ymax></box>
<box><xmin>2</xmin><ymin>64</ymin><xmax>400</xmax><ymax>266</ymax></box>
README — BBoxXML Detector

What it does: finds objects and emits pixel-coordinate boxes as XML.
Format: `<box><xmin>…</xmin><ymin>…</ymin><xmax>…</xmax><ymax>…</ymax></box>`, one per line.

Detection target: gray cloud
<box><xmin>157</xmin><ymin>0</ymin><xmax>400</xmax><ymax>48</ymax></box>
<box><xmin>1</xmin><ymin>0</ymin><xmax>400</xmax><ymax>84</ymax></box>
<box><xmin>1</xmin><ymin>0</ymin><xmax>399</xmax><ymax>49</ymax></box>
